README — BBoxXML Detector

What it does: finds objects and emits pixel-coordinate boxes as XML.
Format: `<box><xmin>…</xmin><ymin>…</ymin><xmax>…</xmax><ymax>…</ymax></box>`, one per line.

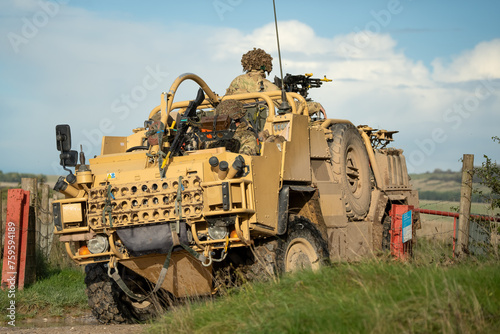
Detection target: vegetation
<box><xmin>0</xmin><ymin>170</ymin><xmax>47</xmax><ymax>184</ymax></box>
<box><xmin>410</xmin><ymin>168</ymin><xmax>493</xmax><ymax>203</ymax></box>
<box><xmin>474</xmin><ymin>136</ymin><xmax>500</xmax><ymax>210</ymax></box>
<box><xmin>0</xmin><ymin>262</ymin><xmax>88</xmax><ymax>319</ymax></box>
<box><xmin>147</xmin><ymin>240</ymin><xmax>500</xmax><ymax>334</ymax></box>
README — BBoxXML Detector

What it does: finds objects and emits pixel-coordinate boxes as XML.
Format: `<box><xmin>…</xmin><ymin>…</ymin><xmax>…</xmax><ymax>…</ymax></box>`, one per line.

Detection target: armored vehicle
<box><xmin>53</xmin><ymin>73</ymin><xmax>419</xmax><ymax>323</ymax></box>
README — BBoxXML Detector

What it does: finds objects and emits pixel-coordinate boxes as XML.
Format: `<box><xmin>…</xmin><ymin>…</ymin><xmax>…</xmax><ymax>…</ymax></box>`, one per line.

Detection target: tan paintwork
<box><xmin>121</xmin><ymin>252</ymin><xmax>212</xmax><ymax>298</ymax></box>
<box><xmin>53</xmin><ymin>73</ymin><xmax>418</xmax><ymax>299</ymax></box>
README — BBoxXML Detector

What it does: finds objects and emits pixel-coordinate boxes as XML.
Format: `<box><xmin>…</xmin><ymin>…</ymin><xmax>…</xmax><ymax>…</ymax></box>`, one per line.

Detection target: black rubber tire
<box><xmin>329</xmin><ymin>123</ymin><xmax>371</xmax><ymax>220</ymax></box>
<box><xmin>277</xmin><ymin>216</ymin><xmax>329</xmax><ymax>273</ymax></box>
<box><xmin>84</xmin><ymin>263</ymin><xmax>160</xmax><ymax>324</ymax></box>
<box><xmin>85</xmin><ymin>263</ymin><xmax>132</xmax><ymax>324</ymax></box>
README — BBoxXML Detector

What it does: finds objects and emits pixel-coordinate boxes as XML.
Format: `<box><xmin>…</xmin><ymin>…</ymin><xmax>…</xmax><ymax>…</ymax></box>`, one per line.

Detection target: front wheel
<box><xmin>85</xmin><ymin>263</ymin><xmax>165</xmax><ymax>324</ymax></box>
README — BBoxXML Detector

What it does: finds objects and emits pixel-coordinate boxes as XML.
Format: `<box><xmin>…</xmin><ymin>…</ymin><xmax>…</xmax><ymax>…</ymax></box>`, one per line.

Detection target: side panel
<box><xmin>251</xmin><ymin>142</ymin><xmax>282</xmax><ymax>232</ymax></box>
<box><xmin>281</xmin><ymin>114</ymin><xmax>311</xmax><ymax>182</ymax></box>
<box><xmin>309</xmin><ymin>127</ymin><xmax>331</xmax><ymax>159</ymax></box>
<box><xmin>101</xmin><ymin>136</ymin><xmax>127</xmax><ymax>155</ymax></box>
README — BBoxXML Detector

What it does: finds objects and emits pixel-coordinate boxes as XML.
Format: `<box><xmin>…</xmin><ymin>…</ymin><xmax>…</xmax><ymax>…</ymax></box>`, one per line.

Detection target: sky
<box><xmin>1</xmin><ymin>0</ymin><xmax>499</xmax><ymax>175</ymax></box>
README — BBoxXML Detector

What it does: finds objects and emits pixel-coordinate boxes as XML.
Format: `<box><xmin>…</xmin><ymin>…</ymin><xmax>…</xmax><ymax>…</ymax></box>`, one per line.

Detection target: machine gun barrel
<box><xmin>274</xmin><ymin>73</ymin><xmax>332</xmax><ymax>99</ymax></box>
<box><xmin>163</xmin><ymin>88</ymin><xmax>205</xmax><ymax>165</ymax></box>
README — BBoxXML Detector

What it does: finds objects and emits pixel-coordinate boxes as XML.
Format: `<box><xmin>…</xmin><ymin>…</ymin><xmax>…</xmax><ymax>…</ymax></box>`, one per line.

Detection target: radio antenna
<box><xmin>273</xmin><ymin>0</ymin><xmax>291</xmax><ymax>113</ymax></box>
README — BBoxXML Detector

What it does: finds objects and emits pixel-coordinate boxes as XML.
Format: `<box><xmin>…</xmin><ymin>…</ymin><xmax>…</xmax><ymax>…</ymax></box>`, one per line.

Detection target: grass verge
<box><xmin>0</xmin><ymin>265</ymin><xmax>88</xmax><ymax>320</ymax></box>
<box><xmin>147</xmin><ymin>240</ymin><xmax>500</xmax><ymax>334</ymax></box>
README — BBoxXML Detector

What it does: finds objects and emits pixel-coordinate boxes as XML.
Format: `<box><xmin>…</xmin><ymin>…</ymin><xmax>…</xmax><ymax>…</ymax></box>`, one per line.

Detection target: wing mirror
<box><xmin>56</xmin><ymin>124</ymin><xmax>78</xmax><ymax>167</ymax></box>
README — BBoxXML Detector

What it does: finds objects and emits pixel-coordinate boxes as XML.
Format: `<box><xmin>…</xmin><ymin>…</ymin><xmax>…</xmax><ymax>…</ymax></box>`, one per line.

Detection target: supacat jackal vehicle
<box><xmin>53</xmin><ymin>73</ymin><xmax>419</xmax><ymax>323</ymax></box>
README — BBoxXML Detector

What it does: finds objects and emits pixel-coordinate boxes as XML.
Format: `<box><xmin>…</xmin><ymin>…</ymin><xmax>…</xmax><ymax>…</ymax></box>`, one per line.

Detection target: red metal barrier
<box><xmin>390</xmin><ymin>204</ymin><xmax>414</xmax><ymax>260</ymax></box>
<box><xmin>1</xmin><ymin>189</ymin><xmax>30</xmax><ymax>290</ymax></box>
<box><xmin>414</xmin><ymin>207</ymin><xmax>499</xmax><ymax>257</ymax></box>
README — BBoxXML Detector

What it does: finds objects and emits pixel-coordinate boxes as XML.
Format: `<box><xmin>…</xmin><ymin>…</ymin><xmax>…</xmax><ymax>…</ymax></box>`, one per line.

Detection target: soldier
<box><xmin>226</xmin><ymin>48</ymin><xmax>325</xmax><ymax>118</ymax></box>
<box><xmin>215</xmin><ymin>99</ymin><xmax>259</xmax><ymax>156</ymax></box>
<box><xmin>226</xmin><ymin>48</ymin><xmax>280</xmax><ymax>95</ymax></box>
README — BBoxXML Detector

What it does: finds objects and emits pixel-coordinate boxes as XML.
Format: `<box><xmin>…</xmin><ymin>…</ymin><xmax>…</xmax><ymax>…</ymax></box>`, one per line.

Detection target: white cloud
<box><xmin>0</xmin><ymin>3</ymin><xmax>499</xmax><ymax>174</ymax></box>
<box><xmin>432</xmin><ymin>39</ymin><xmax>500</xmax><ymax>82</ymax></box>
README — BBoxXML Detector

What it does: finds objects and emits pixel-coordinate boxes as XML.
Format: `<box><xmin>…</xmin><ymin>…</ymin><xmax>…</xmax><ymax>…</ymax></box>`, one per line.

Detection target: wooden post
<box><xmin>0</xmin><ymin>189</ymin><xmax>3</xmax><ymax>255</ymax></box>
<box><xmin>40</xmin><ymin>184</ymin><xmax>50</xmax><ymax>257</ymax></box>
<box><xmin>1</xmin><ymin>189</ymin><xmax>30</xmax><ymax>289</ymax></box>
<box><xmin>456</xmin><ymin>154</ymin><xmax>474</xmax><ymax>257</ymax></box>
<box><xmin>21</xmin><ymin>178</ymin><xmax>38</xmax><ymax>245</ymax></box>
<box><xmin>20</xmin><ymin>178</ymin><xmax>37</xmax><ymax>284</ymax></box>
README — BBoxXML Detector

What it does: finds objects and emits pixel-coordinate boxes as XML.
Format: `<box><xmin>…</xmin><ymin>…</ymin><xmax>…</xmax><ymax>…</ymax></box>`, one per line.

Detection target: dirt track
<box><xmin>1</xmin><ymin>314</ymin><xmax>149</xmax><ymax>334</ymax></box>
<box><xmin>1</xmin><ymin>323</ymin><xmax>148</xmax><ymax>334</ymax></box>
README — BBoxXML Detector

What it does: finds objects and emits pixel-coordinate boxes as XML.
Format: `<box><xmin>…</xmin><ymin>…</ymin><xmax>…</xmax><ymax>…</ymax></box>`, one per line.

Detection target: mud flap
<box><xmin>328</xmin><ymin>221</ymin><xmax>373</xmax><ymax>261</ymax></box>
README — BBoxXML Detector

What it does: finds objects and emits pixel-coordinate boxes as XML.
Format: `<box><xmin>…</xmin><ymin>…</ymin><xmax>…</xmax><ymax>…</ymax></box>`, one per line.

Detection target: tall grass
<box><xmin>148</xmin><ymin>240</ymin><xmax>500</xmax><ymax>334</ymax></box>
<box><xmin>0</xmin><ymin>257</ymin><xmax>88</xmax><ymax>319</ymax></box>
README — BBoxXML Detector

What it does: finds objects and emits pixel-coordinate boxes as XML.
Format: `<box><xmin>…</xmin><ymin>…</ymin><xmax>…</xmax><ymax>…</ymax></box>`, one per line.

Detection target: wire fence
<box><xmin>417</xmin><ymin>199</ymin><xmax>500</xmax><ymax>256</ymax></box>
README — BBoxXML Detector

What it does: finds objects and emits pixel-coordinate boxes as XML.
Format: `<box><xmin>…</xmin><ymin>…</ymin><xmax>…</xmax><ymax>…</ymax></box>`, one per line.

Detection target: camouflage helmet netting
<box><xmin>216</xmin><ymin>99</ymin><xmax>246</xmax><ymax>119</ymax></box>
<box><xmin>241</xmin><ymin>48</ymin><xmax>273</xmax><ymax>74</ymax></box>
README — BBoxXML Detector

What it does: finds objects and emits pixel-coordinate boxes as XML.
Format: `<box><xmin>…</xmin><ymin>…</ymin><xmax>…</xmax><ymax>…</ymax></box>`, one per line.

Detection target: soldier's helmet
<box><xmin>216</xmin><ymin>99</ymin><xmax>246</xmax><ymax>120</ymax></box>
<box><xmin>241</xmin><ymin>48</ymin><xmax>273</xmax><ymax>74</ymax></box>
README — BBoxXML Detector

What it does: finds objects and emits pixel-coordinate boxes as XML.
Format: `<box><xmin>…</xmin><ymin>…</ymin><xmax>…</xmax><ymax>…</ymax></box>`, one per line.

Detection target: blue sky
<box><xmin>1</xmin><ymin>0</ymin><xmax>499</xmax><ymax>175</ymax></box>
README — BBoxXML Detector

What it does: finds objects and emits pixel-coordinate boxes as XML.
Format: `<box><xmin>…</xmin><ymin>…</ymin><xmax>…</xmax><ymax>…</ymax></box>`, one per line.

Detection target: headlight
<box><xmin>208</xmin><ymin>225</ymin><xmax>228</xmax><ymax>240</ymax></box>
<box><xmin>87</xmin><ymin>234</ymin><xmax>109</xmax><ymax>254</ymax></box>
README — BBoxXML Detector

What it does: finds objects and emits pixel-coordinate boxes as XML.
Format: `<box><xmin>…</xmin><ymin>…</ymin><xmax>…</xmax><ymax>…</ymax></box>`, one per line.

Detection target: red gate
<box><xmin>1</xmin><ymin>189</ymin><xmax>31</xmax><ymax>290</ymax></box>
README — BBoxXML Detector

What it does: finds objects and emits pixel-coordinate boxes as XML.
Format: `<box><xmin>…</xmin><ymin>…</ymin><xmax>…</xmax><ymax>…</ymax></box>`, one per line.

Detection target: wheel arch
<box><xmin>277</xmin><ymin>185</ymin><xmax>328</xmax><ymax>239</ymax></box>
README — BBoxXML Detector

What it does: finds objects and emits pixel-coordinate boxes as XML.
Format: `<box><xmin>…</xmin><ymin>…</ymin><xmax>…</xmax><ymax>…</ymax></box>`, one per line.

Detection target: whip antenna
<box><xmin>273</xmin><ymin>0</ymin><xmax>291</xmax><ymax>113</ymax></box>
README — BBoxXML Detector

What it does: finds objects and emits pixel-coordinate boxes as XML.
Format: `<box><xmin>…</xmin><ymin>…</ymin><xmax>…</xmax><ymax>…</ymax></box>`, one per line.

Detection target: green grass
<box><xmin>419</xmin><ymin>200</ymin><xmax>500</xmax><ymax>216</ymax></box>
<box><xmin>147</xmin><ymin>240</ymin><xmax>500</xmax><ymax>334</ymax></box>
<box><xmin>0</xmin><ymin>266</ymin><xmax>88</xmax><ymax>319</ymax></box>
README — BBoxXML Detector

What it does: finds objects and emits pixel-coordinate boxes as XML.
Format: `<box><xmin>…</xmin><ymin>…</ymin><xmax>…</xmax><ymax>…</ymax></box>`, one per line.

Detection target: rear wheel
<box><xmin>278</xmin><ymin>216</ymin><xmax>329</xmax><ymax>273</ymax></box>
<box><xmin>329</xmin><ymin>123</ymin><xmax>371</xmax><ymax>220</ymax></box>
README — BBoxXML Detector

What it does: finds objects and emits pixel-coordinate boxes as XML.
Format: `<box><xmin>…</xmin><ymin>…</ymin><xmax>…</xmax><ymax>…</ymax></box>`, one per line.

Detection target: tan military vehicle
<box><xmin>53</xmin><ymin>73</ymin><xmax>418</xmax><ymax>323</ymax></box>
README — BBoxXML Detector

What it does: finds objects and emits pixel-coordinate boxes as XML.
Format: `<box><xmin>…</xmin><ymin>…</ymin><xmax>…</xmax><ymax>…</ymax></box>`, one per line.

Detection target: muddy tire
<box><xmin>329</xmin><ymin>123</ymin><xmax>371</xmax><ymax>220</ymax></box>
<box><xmin>277</xmin><ymin>216</ymin><xmax>329</xmax><ymax>273</ymax></box>
<box><xmin>85</xmin><ymin>263</ymin><xmax>161</xmax><ymax>324</ymax></box>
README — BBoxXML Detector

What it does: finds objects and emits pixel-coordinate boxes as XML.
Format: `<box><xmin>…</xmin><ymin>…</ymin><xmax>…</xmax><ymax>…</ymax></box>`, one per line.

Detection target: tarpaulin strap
<box><xmin>109</xmin><ymin>245</ymin><xmax>173</xmax><ymax>302</ymax></box>
<box><xmin>174</xmin><ymin>176</ymin><xmax>184</xmax><ymax>219</ymax></box>
<box><xmin>102</xmin><ymin>184</ymin><xmax>114</xmax><ymax>228</ymax></box>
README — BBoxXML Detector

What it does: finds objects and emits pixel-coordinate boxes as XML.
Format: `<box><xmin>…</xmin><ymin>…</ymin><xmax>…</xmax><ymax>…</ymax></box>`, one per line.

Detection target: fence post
<box><xmin>20</xmin><ymin>178</ymin><xmax>37</xmax><ymax>285</ymax></box>
<box><xmin>1</xmin><ymin>189</ymin><xmax>30</xmax><ymax>289</ymax></box>
<box><xmin>21</xmin><ymin>178</ymin><xmax>38</xmax><ymax>244</ymax></box>
<box><xmin>456</xmin><ymin>154</ymin><xmax>474</xmax><ymax>257</ymax></box>
<box><xmin>0</xmin><ymin>189</ymin><xmax>3</xmax><ymax>255</ymax></box>
<box><xmin>40</xmin><ymin>184</ymin><xmax>51</xmax><ymax>257</ymax></box>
